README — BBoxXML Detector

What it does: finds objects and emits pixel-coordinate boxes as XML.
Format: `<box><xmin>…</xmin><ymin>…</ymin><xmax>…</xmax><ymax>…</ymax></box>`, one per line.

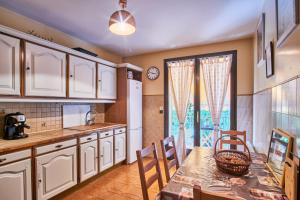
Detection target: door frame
<box><xmin>164</xmin><ymin>50</ymin><xmax>237</xmax><ymax>147</ymax></box>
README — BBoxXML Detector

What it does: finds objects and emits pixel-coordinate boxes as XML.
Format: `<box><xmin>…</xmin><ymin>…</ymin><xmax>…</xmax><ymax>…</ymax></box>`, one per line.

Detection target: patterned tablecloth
<box><xmin>160</xmin><ymin>147</ymin><xmax>287</xmax><ymax>200</ymax></box>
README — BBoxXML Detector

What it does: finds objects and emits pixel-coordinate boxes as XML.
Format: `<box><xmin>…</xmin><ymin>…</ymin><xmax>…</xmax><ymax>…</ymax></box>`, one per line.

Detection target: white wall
<box><xmin>253</xmin><ymin>0</ymin><xmax>300</xmax><ymax>155</ymax></box>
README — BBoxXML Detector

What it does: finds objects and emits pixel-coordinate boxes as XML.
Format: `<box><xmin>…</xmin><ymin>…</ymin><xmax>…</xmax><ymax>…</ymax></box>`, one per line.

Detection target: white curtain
<box><xmin>199</xmin><ymin>55</ymin><xmax>232</xmax><ymax>145</ymax></box>
<box><xmin>168</xmin><ymin>59</ymin><xmax>194</xmax><ymax>164</ymax></box>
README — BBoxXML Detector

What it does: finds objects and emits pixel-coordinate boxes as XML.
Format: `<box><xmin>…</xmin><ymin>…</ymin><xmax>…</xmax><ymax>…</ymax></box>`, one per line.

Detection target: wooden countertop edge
<box><xmin>0</xmin><ymin>123</ymin><xmax>127</xmax><ymax>155</ymax></box>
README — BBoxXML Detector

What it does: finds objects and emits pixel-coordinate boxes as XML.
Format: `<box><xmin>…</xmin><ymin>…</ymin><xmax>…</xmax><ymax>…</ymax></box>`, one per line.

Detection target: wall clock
<box><xmin>146</xmin><ymin>66</ymin><xmax>160</xmax><ymax>80</ymax></box>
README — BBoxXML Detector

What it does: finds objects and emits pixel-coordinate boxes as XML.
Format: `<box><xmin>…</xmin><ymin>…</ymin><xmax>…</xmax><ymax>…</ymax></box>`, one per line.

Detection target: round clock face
<box><xmin>147</xmin><ymin>66</ymin><xmax>160</xmax><ymax>80</ymax></box>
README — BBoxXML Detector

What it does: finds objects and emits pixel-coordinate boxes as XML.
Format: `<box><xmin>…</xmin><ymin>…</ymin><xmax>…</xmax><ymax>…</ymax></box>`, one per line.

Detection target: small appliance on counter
<box><xmin>3</xmin><ymin>112</ymin><xmax>30</xmax><ymax>140</ymax></box>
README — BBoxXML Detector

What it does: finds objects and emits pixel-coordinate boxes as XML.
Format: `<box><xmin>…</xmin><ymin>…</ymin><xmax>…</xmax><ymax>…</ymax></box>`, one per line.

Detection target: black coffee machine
<box><xmin>4</xmin><ymin>112</ymin><xmax>30</xmax><ymax>140</ymax></box>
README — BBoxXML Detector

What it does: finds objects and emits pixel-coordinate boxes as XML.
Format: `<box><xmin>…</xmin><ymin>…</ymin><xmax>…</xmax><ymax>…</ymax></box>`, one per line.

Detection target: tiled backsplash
<box><xmin>237</xmin><ymin>95</ymin><xmax>253</xmax><ymax>143</ymax></box>
<box><xmin>253</xmin><ymin>78</ymin><xmax>300</xmax><ymax>156</ymax></box>
<box><xmin>0</xmin><ymin>103</ymin><xmax>105</xmax><ymax>137</ymax></box>
<box><xmin>253</xmin><ymin>89</ymin><xmax>272</xmax><ymax>154</ymax></box>
<box><xmin>271</xmin><ymin>78</ymin><xmax>300</xmax><ymax>156</ymax></box>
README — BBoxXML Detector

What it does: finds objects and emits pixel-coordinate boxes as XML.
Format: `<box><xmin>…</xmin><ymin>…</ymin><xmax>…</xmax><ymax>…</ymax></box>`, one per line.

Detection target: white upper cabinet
<box><xmin>25</xmin><ymin>42</ymin><xmax>66</xmax><ymax>97</ymax></box>
<box><xmin>97</xmin><ymin>64</ymin><xmax>116</xmax><ymax>99</ymax></box>
<box><xmin>0</xmin><ymin>159</ymin><xmax>32</xmax><ymax>200</ymax></box>
<box><xmin>69</xmin><ymin>55</ymin><xmax>96</xmax><ymax>99</ymax></box>
<box><xmin>0</xmin><ymin>34</ymin><xmax>20</xmax><ymax>95</ymax></box>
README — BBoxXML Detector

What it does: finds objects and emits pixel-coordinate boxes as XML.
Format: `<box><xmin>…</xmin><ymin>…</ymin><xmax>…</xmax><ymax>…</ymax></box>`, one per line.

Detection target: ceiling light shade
<box><xmin>109</xmin><ymin>0</ymin><xmax>136</xmax><ymax>36</ymax></box>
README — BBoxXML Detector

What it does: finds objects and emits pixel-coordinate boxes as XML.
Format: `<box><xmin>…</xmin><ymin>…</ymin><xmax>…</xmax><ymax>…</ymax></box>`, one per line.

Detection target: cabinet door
<box><xmin>69</xmin><ymin>55</ymin><xmax>96</xmax><ymax>98</ymax></box>
<box><xmin>114</xmin><ymin>133</ymin><xmax>126</xmax><ymax>164</ymax></box>
<box><xmin>0</xmin><ymin>159</ymin><xmax>32</xmax><ymax>200</ymax></box>
<box><xmin>80</xmin><ymin>140</ymin><xmax>98</xmax><ymax>182</ymax></box>
<box><xmin>25</xmin><ymin>43</ymin><xmax>66</xmax><ymax>97</ymax></box>
<box><xmin>36</xmin><ymin>146</ymin><xmax>77</xmax><ymax>200</ymax></box>
<box><xmin>99</xmin><ymin>136</ymin><xmax>114</xmax><ymax>172</ymax></box>
<box><xmin>0</xmin><ymin>34</ymin><xmax>20</xmax><ymax>95</ymax></box>
<box><xmin>97</xmin><ymin>64</ymin><xmax>116</xmax><ymax>99</ymax></box>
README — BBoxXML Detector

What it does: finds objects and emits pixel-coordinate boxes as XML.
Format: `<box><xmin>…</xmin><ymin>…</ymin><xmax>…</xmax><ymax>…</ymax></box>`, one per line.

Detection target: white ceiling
<box><xmin>0</xmin><ymin>0</ymin><xmax>264</xmax><ymax>56</ymax></box>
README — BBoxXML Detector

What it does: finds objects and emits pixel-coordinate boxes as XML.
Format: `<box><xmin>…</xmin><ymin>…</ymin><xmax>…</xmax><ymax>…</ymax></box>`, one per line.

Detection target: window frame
<box><xmin>164</xmin><ymin>50</ymin><xmax>237</xmax><ymax>147</ymax></box>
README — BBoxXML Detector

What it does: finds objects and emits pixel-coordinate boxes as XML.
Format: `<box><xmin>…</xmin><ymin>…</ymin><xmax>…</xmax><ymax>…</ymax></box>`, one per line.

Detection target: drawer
<box><xmin>36</xmin><ymin>139</ymin><xmax>77</xmax><ymax>155</ymax></box>
<box><xmin>99</xmin><ymin>130</ymin><xmax>113</xmax><ymax>139</ymax></box>
<box><xmin>0</xmin><ymin>149</ymin><xmax>31</xmax><ymax>165</ymax></box>
<box><xmin>80</xmin><ymin>132</ymin><xmax>98</xmax><ymax>144</ymax></box>
<box><xmin>114</xmin><ymin>127</ymin><xmax>126</xmax><ymax>135</ymax></box>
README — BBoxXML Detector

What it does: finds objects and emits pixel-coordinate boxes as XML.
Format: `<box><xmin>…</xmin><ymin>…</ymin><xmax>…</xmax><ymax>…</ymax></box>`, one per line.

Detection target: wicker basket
<box><xmin>214</xmin><ymin>135</ymin><xmax>252</xmax><ymax>176</ymax></box>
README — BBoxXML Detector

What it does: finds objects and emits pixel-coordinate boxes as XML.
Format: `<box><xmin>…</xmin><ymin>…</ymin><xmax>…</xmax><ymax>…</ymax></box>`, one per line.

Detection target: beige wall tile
<box><xmin>0</xmin><ymin>103</ymin><xmax>105</xmax><ymax>137</ymax></box>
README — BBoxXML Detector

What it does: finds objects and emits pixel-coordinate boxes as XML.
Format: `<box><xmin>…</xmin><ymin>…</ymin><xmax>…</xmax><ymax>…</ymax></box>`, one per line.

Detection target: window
<box><xmin>164</xmin><ymin>51</ymin><xmax>237</xmax><ymax>148</ymax></box>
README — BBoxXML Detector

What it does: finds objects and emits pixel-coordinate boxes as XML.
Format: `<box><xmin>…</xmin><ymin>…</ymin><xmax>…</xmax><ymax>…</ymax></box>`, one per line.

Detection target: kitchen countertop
<box><xmin>0</xmin><ymin>123</ymin><xmax>126</xmax><ymax>154</ymax></box>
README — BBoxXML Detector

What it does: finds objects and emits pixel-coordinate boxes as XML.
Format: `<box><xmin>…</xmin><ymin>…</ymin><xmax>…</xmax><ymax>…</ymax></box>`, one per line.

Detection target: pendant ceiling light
<box><xmin>109</xmin><ymin>0</ymin><xmax>136</xmax><ymax>36</ymax></box>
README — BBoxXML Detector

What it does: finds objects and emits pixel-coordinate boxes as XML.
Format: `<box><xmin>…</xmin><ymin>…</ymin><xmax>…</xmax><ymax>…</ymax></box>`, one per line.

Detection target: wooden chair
<box><xmin>220</xmin><ymin>130</ymin><xmax>246</xmax><ymax>151</ymax></box>
<box><xmin>160</xmin><ymin>136</ymin><xmax>180</xmax><ymax>182</ymax></box>
<box><xmin>136</xmin><ymin>143</ymin><xmax>164</xmax><ymax>200</ymax></box>
<box><xmin>284</xmin><ymin>156</ymin><xmax>299</xmax><ymax>200</ymax></box>
<box><xmin>193</xmin><ymin>185</ymin><xmax>235</xmax><ymax>200</ymax></box>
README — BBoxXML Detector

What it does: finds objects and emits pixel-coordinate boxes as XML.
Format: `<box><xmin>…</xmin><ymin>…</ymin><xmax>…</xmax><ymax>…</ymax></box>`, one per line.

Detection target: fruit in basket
<box><xmin>217</xmin><ymin>153</ymin><xmax>247</xmax><ymax>165</ymax></box>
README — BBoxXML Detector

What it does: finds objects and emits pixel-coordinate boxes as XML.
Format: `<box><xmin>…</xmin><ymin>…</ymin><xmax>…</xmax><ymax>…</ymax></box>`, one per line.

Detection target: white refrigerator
<box><xmin>127</xmin><ymin>79</ymin><xmax>142</xmax><ymax>164</ymax></box>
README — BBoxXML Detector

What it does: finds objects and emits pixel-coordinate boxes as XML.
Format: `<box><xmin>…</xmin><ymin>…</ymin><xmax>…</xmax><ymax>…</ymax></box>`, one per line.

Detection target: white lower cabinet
<box><xmin>114</xmin><ymin>133</ymin><xmax>126</xmax><ymax>164</ymax></box>
<box><xmin>0</xmin><ymin>159</ymin><xmax>32</xmax><ymax>200</ymax></box>
<box><xmin>99</xmin><ymin>136</ymin><xmax>114</xmax><ymax>172</ymax></box>
<box><xmin>80</xmin><ymin>140</ymin><xmax>98</xmax><ymax>182</ymax></box>
<box><xmin>36</xmin><ymin>146</ymin><xmax>77</xmax><ymax>200</ymax></box>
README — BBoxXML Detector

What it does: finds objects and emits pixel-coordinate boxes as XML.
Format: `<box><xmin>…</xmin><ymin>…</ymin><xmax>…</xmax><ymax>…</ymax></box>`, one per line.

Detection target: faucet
<box><xmin>85</xmin><ymin>110</ymin><xmax>95</xmax><ymax>126</ymax></box>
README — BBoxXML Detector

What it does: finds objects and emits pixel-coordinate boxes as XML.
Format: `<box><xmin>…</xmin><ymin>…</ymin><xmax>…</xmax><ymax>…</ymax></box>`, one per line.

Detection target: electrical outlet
<box><xmin>159</xmin><ymin>106</ymin><xmax>164</xmax><ymax>114</ymax></box>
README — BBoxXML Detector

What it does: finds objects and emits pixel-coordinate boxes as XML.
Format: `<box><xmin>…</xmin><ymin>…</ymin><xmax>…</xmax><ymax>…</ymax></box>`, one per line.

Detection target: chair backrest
<box><xmin>284</xmin><ymin>156</ymin><xmax>299</xmax><ymax>200</ymax></box>
<box><xmin>160</xmin><ymin>136</ymin><xmax>180</xmax><ymax>182</ymax></box>
<box><xmin>193</xmin><ymin>185</ymin><xmax>235</xmax><ymax>200</ymax></box>
<box><xmin>136</xmin><ymin>143</ymin><xmax>164</xmax><ymax>200</ymax></box>
<box><xmin>220</xmin><ymin>130</ymin><xmax>246</xmax><ymax>151</ymax></box>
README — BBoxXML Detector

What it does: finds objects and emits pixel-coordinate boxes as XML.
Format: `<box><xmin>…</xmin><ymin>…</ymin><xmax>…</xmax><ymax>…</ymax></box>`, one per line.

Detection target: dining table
<box><xmin>160</xmin><ymin>147</ymin><xmax>287</xmax><ymax>200</ymax></box>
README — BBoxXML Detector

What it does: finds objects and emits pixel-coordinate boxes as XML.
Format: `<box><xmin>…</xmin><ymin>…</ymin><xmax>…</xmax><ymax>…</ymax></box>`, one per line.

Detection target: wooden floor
<box><xmin>53</xmin><ymin>160</ymin><xmax>170</xmax><ymax>200</ymax></box>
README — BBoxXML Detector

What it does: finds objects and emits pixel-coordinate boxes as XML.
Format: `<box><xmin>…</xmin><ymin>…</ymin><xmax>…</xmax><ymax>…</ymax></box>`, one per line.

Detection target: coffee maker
<box><xmin>4</xmin><ymin>112</ymin><xmax>30</xmax><ymax>140</ymax></box>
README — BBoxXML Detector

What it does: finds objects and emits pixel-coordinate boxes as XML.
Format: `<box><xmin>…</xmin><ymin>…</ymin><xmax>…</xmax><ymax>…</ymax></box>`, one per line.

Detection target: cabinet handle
<box><xmin>87</xmin><ymin>138</ymin><xmax>92</xmax><ymax>141</ymax></box>
<box><xmin>70</xmin><ymin>75</ymin><xmax>73</xmax><ymax>78</ymax></box>
<box><xmin>98</xmin><ymin>79</ymin><xmax>101</xmax><ymax>82</ymax></box>
<box><xmin>105</xmin><ymin>133</ymin><xmax>109</xmax><ymax>136</ymax></box>
<box><xmin>38</xmin><ymin>179</ymin><xmax>42</xmax><ymax>183</ymax></box>
<box><xmin>115</xmin><ymin>148</ymin><xmax>119</xmax><ymax>151</ymax></box>
<box><xmin>0</xmin><ymin>158</ymin><xmax>6</xmax><ymax>163</ymax></box>
<box><xmin>26</xmin><ymin>67</ymin><xmax>30</xmax><ymax>70</ymax></box>
<box><xmin>100</xmin><ymin>155</ymin><xmax>104</xmax><ymax>158</ymax></box>
<box><xmin>55</xmin><ymin>144</ymin><xmax>63</xmax><ymax>148</ymax></box>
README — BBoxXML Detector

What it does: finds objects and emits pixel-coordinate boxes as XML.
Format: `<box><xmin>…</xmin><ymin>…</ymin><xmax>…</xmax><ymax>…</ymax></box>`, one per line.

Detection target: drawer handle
<box><xmin>0</xmin><ymin>158</ymin><xmax>7</xmax><ymax>163</ymax></box>
<box><xmin>105</xmin><ymin>133</ymin><xmax>109</xmax><ymax>136</ymax></box>
<box><xmin>87</xmin><ymin>138</ymin><xmax>92</xmax><ymax>141</ymax></box>
<box><xmin>55</xmin><ymin>144</ymin><xmax>63</xmax><ymax>148</ymax></box>
<box><xmin>100</xmin><ymin>155</ymin><xmax>104</xmax><ymax>158</ymax></box>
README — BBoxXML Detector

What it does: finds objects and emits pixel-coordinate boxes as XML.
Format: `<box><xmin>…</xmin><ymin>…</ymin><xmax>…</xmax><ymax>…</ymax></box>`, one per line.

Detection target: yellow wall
<box><xmin>124</xmin><ymin>38</ymin><xmax>254</xmax><ymax>96</ymax></box>
<box><xmin>0</xmin><ymin>6</ymin><xmax>122</xmax><ymax>63</ymax></box>
<box><xmin>253</xmin><ymin>0</ymin><xmax>300</xmax><ymax>92</ymax></box>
